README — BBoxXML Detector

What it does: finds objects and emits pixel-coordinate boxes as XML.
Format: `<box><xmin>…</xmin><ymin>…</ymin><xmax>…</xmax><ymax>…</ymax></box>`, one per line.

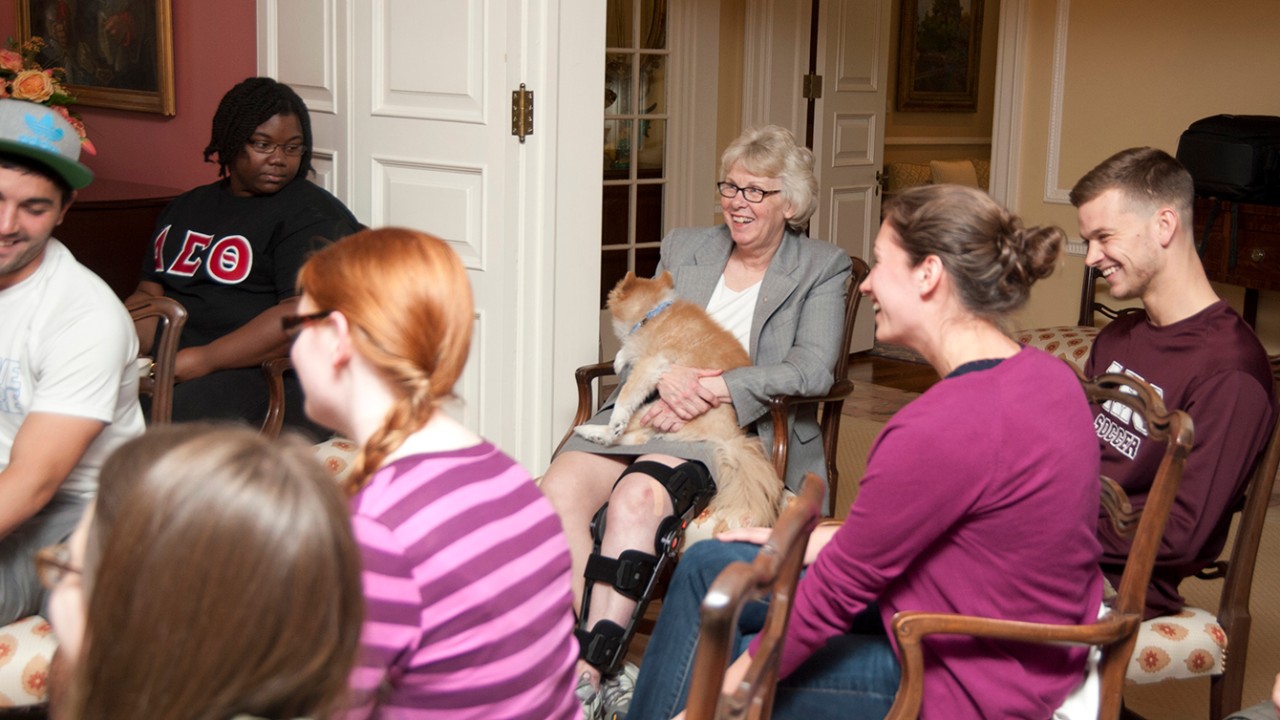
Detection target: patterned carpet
<box><xmin>832</xmin><ymin>381</ymin><xmax>919</xmax><ymax>518</ymax></box>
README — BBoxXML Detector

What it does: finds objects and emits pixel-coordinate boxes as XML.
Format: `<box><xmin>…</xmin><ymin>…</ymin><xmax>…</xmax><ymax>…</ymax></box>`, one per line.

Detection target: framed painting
<box><xmin>896</xmin><ymin>0</ymin><xmax>984</xmax><ymax>113</ymax></box>
<box><xmin>18</xmin><ymin>0</ymin><xmax>175</xmax><ymax>115</ymax></box>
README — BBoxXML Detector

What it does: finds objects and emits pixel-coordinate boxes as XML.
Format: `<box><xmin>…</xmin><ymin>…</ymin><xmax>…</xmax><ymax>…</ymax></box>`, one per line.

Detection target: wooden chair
<box><xmin>1077</xmin><ymin>264</ymin><xmax>1141</xmax><ymax>327</ymax></box>
<box><xmin>684</xmin><ymin>472</ymin><xmax>825</xmax><ymax>720</ymax></box>
<box><xmin>882</xmin><ymin>371</ymin><xmax>1195</xmax><ymax>720</ymax></box>
<box><xmin>555</xmin><ymin>255</ymin><xmax>871</xmax><ymax>516</ymax></box>
<box><xmin>260</xmin><ymin>356</ymin><xmax>293</xmax><ymax>438</ymax></box>
<box><xmin>1122</xmin><ymin>376</ymin><xmax>1280</xmax><ymax>720</ymax></box>
<box><xmin>126</xmin><ymin>295</ymin><xmax>187</xmax><ymax>424</ymax></box>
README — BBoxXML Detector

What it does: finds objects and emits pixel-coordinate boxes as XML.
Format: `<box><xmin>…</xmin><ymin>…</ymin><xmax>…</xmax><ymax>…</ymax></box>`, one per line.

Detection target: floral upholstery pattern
<box><xmin>313</xmin><ymin>436</ymin><xmax>359</xmax><ymax>484</ymax></box>
<box><xmin>1013</xmin><ymin>325</ymin><xmax>1099</xmax><ymax>370</ymax></box>
<box><xmin>0</xmin><ymin>615</ymin><xmax>55</xmax><ymax>707</ymax></box>
<box><xmin>1127</xmin><ymin>606</ymin><xmax>1226</xmax><ymax>684</ymax></box>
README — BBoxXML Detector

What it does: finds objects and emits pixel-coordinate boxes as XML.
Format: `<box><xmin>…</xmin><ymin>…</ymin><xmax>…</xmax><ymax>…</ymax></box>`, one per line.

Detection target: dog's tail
<box><xmin>707</xmin><ymin>435</ymin><xmax>783</xmax><ymax>529</ymax></box>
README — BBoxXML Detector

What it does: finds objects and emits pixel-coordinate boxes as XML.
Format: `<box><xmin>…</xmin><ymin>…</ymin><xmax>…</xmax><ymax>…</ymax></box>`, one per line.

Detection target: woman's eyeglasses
<box><xmin>34</xmin><ymin>543</ymin><xmax>80</xmax><ymax>590</ymax></box>
<box><xmin>246</xmin><ymin>140</ymin><xmax>308</xmax><ymax>157</ymax></box>
<box><xmin>281</xmin><ymin>310</ymin><xmax>334</xmax><ymax>339</ymax></box>
<box><xmin>716</xmin><ymin>181</ymin><xmax>782</xmax><ymax>204</ymax></box>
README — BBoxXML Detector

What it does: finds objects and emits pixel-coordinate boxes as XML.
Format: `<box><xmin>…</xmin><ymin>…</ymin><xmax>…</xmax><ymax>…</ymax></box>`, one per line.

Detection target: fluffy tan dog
<box><xmin>574</xmin><ymin>271</ymin><xmax>782</xmax><ymax>526</ymax></box>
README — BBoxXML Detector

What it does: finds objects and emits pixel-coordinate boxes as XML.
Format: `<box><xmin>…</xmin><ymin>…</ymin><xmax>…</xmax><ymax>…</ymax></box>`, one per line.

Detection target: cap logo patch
<box><xmin>18</xmin><ymin>112</ymin><xmax>64</xmax><ymax>154</ymax></box>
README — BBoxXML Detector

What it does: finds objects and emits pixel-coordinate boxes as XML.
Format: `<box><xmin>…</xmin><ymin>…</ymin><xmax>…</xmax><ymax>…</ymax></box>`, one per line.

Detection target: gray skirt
<box><xmin>557</xmin><ymin>406</ymin><xmax>759</xmax><ymax>486</ymax></box>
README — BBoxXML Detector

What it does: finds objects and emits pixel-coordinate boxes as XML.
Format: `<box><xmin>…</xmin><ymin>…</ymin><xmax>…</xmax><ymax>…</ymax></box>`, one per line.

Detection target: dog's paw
<box><xmin>574</xmin><ymin>424</ymin><xmax>615</xmax><ymax>446</ymax></box>
<box><xmin>606</xmin><ymin>420</ymin><xmax>627</xmax><ymax>441</ymax></box>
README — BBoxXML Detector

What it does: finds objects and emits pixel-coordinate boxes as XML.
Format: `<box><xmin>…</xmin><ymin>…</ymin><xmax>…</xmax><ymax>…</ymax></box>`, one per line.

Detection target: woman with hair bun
<box><xmin>44</xmin><ymin>423</ymin><xmax>363</xmax><ymax>720</ymax></box>
<box><xmin>629</xmin><ymin>184</ymin><xmax>1104</xmax><ymax>720</ymax></box>
<box><xmin>288</xmin><ymin>227</ymin><xmax>579</xmax><ymax>719</ymax></box>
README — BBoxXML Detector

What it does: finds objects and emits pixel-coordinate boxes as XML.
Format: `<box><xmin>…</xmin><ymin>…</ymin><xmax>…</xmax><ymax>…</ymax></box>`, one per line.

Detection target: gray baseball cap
<box><xmin>0</xmin><ymin>99</ymin><xmax>93</xmax><ymax>189</ymax></box>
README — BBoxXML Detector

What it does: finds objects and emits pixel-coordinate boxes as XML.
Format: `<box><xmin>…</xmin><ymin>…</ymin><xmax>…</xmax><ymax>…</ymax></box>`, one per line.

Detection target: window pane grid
<box><xmin>602</xmin><ymin>0</ymin><xmax>667</xmax><ymax>309</ymax></box>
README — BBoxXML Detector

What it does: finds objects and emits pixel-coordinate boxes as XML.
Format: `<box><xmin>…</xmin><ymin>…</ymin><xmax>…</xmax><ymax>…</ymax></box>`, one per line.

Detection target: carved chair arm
<box><xmin>884</xmin><ymin>610</ymin><xmax>1140</xmax><ymax>720</ymax></box>
<box><xmin>554</xmin><ymin>361</ymin><xmax>617</xmax><ymax>455</ymax></box>
<box><xmin>767</xmin><ymin>378</ymin><xmax>854</xmax><ymax>485</ymax></box>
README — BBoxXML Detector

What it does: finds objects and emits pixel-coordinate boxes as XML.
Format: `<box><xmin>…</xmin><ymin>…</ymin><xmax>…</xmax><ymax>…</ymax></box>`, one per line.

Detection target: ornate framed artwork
<box><xmin>18</xmin><ymin>0</ymin><xmax>175</xmax><ymax>115</ymax></box>
<box><xmin>896</xmin><ymin>0</ymin><xmax>984</xmax><ymax>113</ymax></box>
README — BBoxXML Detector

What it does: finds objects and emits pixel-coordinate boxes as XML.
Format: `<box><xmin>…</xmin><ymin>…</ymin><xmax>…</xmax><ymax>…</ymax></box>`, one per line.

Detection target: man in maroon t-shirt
<box><xmin>1070</xmin><ymin>147</ymin><xmax>1277</xmax><ymax>618</ymax></box>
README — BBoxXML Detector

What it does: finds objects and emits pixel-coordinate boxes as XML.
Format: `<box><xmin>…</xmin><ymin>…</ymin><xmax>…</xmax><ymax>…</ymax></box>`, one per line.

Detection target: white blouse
<box><xmin>705</xmin><ymin>274</ymin><xmax>761</xmax><ymax>356</ymax></box>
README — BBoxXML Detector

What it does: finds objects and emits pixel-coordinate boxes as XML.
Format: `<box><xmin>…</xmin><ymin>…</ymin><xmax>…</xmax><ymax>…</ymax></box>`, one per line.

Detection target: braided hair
<box><xmin>295</xmin><ymin>228</ymin><xmax>475</xmax><ymax>495</ymax></box>
<box><xmin>203</xmin><ymin>77</ymin><xmax>314</xmax><ymax>179</ymax></box>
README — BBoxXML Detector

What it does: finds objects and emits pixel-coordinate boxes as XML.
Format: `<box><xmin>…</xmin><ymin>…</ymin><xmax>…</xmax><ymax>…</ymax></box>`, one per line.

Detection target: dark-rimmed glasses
<box><xmin>281</xmin><ymin>310</ymin><xmax>334</xmax><ymax>339</ymax></box>
<box><xmin>247</xmin><ymin>140</ymin><xmax>308</xmax><ymax>157</ymax></box>
<box><xmin>716</xmin><ymin>181</ymin><xmax>783</xmax><ymax>204</ymax></box>
<box><xmin>34</xmin><ymin>543</ymin><xmax>80</xmax><ymax>590</ymax></box>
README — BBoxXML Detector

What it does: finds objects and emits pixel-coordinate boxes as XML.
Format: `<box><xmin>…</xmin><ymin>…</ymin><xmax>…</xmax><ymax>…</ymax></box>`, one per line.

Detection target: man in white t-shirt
<box><xmin>0</xmin><ymin>99</ymin><xmax>144</xmax><ymax>624</ymax></box>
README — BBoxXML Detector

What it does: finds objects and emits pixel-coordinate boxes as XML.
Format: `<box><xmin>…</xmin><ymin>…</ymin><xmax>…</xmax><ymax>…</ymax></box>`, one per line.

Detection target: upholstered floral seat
<box><xmin>1126</xmin><ymin>606</ymin><xmax>1226</xmax><ymax>684</ymax></box>
<box><xmin>1013</xmin><ymin>325</ymin><xmax>1099</xmax><ymax>370</ymax></box>
<box><xmin>0</xmin><ymin>615</ymin><xmax>56</xmax><ymax>708</ymax></box>
<box><xmin>313</xmin><ymin>436</ymin><xmax>359</xmax><ymax>483</ymax></box>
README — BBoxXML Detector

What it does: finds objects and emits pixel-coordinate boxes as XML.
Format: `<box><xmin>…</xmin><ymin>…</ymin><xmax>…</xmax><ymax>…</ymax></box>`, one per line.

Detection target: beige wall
<box><xmin>885</xmin><ymin>0</ymin><xmax>1001</xmax><ymax>165</ymax></box>
<box><xmin>1012</xmin><ymin>0</ymin><xmax>1280</xmax><ymax>349</ymax></box>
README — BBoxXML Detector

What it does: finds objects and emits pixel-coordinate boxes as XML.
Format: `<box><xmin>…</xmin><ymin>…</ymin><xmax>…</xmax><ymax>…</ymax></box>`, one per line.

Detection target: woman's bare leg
<box><xmin>540</xmin><ymin>451</ymin><xmax>628</xmax><ymax>610</ymax></box>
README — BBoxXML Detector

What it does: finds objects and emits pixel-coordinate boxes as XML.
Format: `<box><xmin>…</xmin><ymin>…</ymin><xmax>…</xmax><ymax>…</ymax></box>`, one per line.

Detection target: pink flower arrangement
<box><xmin>0</xmin><ymin>37</ymin><xmax>94</xmax><ymax>154</ymax></box>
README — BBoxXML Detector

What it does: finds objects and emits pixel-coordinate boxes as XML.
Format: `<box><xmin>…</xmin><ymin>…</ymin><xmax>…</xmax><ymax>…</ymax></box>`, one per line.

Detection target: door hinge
<box><xmin>802</xmin><ymin>74</ymin><xmax>823</xmax><ymax>100</ymax></box>
<box><xmin>512</xmin><ymin>83</ymin><xmax>534</xmax><ymax>143</ymax></box>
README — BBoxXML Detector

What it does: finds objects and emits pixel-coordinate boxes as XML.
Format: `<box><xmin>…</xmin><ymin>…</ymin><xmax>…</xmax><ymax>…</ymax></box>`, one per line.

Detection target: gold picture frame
<box><xmin>896</xmin><ymin>0</ymin><xmax>983</xmax><ymax>113</ymax></box>
<box><xmin>18</xmin><ymin>0</ymin><xmax>175</xmax><ymax>115</ymax></box>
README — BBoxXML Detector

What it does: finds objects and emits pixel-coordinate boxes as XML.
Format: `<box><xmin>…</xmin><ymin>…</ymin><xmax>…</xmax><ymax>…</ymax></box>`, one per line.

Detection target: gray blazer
<box><xmin>655</xmin><ymin>225</ymin><xmax>852</xmax><ymax>492</ymax></box>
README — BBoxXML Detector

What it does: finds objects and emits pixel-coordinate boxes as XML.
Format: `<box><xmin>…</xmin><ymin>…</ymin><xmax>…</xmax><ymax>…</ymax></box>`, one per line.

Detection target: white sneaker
<box><xmin>576</xmin><ymin>671</ymin><xmax>604</xmax><ymax>720</ymax></box>
<box><xmin>600</xmin><ymin>661</ymin><xmax>639</xmax><ymax>720</ymax></box>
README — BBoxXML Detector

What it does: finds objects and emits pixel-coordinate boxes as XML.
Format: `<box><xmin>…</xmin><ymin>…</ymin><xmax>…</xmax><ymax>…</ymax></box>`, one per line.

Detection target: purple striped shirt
<box><xmin>344</xmin><ymin>443</ymin><xmax>579</xmax><ymax>719</ymax></box>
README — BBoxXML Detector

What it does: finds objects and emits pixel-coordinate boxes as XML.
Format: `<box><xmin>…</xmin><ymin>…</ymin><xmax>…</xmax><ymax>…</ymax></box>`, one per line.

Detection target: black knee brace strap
<box><xmin>577</xmin><ymin>460</ymin><xmax>716</xmax><ymax>676</ymax></box>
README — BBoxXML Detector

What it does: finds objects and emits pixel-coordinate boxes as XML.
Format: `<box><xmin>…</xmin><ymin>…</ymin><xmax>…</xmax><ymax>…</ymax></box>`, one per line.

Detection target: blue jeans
<box><xmin>628</xmin><ymin>540</ymin><xmax>900</xmax><ymax>720</ymax></box>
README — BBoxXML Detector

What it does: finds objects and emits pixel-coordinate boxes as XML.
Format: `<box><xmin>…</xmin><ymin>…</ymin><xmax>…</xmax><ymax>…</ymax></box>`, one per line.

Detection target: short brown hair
<box><xmin>1069</xmin><ymin>146</ymin><xmax>1194</xmax><ymax>220</ymax></box>
<box><xmin>296</xmin><ymin>227</ymin><xmax>474</xmax><ymax>493</ymax></box>
<box><xmin>883</xmin><ymin>184</ymin><xmax>1064</xmax><ymax>326</ymax></box>
<box><xmin>71</xmin><ymin>424</ymin><xmax>363</xmax><ymax>720</ymax></box>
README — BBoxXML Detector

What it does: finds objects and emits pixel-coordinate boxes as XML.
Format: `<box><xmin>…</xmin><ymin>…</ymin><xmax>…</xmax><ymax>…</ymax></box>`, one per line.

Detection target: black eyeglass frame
<box><xmin>246</xmin><ymin>140</ymin><xmax>309</xmax><ymax>157</ymax></box>
<box><xmin>716</xmin><ymin>181</ymin><xmax>783</xmax><ymax>204</ymax></box>
<box><xmin>281</xmin><ymin>310</ymin><xmax>334</xmax><ymax>338</ymax></box>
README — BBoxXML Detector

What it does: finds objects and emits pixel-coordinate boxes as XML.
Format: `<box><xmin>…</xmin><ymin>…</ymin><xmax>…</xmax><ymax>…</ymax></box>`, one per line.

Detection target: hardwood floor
<box><xmin>846</xmin><ymin>351</ymin><xmax>939</xmax><ymax>394</ymax></box>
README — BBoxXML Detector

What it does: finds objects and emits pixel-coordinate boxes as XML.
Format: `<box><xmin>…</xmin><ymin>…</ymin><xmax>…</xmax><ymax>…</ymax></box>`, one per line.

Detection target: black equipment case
<box><xmin>1176</xmin><ymin>114</ymin><xmax>1280</xmax><ymax>205</ymax></box>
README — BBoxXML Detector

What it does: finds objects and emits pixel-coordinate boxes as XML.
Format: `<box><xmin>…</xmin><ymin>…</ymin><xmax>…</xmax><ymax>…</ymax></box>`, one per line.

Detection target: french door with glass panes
<box><xmin>601</xmin><ymin>0</ymin><xmax>668</xmax><ymax>315</ymax></box>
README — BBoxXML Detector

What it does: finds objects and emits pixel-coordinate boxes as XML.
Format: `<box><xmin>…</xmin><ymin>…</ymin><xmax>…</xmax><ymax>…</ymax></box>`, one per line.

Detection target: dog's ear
<box><xmin>658</xmin><ymin>271</ymin><xmax>673</xmax><ymax>288</ymax></box>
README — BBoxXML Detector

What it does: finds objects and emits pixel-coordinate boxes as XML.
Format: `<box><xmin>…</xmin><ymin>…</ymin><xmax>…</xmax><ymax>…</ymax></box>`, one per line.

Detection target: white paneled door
<box><xmin>259</xmin><ymin>0</ymin><xmax>605</xmax><ymax>474</ymax></box>
<box><xmin>810</xmin><ymin>0</ymin><xmax>892</xmax><ymax>354</ymax></box>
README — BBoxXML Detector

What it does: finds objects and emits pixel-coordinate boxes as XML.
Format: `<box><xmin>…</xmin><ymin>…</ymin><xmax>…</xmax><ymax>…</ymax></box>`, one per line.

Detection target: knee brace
<box><xmin>576</xmin><ymin>460</ymin><xmax>715</xmax><ymax>675</ymax></box>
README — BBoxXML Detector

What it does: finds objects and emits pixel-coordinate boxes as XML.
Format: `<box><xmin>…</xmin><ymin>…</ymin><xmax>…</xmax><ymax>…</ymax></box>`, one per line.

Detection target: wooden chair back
<box><xmin>260</xmin><ymin>357</ymin><xmax>293</xmax><ymax>438</ymax></box>
<box><xmin>684</xmin><ymin>472</ymin><xmax>825</xmax><ymax>720</ymax></box>
<box><xmin>1078</xmin><ymin>265</ymin><xmax>1141</xmax><ymax>326</ymax></box>
<box><xmin>127</xmin><ymin>295</ymin><xmax>187</xmax><ymax>424</ymax></box>
<box><xmin>766</xmin><ymin>255</ymin><xmax>870</xmax><ymax>510</ymax></box>
<box><xmin>1201</xmin><ymin>375</ymin><xmax>1280</xmax><ymax>717</ymax></box>
<box><xmin>883</xmin><ymin>372</ymin><xmax>1194</xmax><ymax>720</ymax></box>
